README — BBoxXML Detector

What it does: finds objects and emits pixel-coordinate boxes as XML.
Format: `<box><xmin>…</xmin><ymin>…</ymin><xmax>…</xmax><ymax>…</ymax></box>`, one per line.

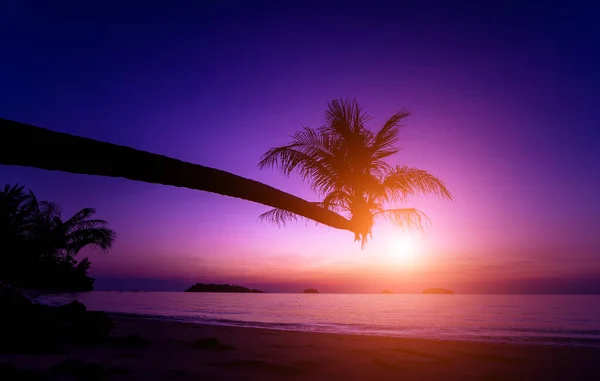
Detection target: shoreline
<box><xmin>106</xmin><ymin>313</ymin><xmax>575</xmax><ymax>348</ymax></box>
<box><xmin>3</xmin><ymin>314</ymin><xmax>600</xmax><ymax>380</ymax></box>
<box><xmin>106</xmin><ymin>312</ymin><xmax>600</xmax><ymax>349</ymax></box>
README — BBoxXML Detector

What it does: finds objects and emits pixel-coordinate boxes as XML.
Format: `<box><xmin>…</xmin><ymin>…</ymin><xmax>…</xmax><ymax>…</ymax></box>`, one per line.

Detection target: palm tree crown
<box><xmin>23</xmin><ymin>192</ymin><xmax>115</xmax><ymax>260</ymax></box>
<box><xmin>259</xmin><ymin>98</ymin><xmax>452</xmax><ymax>246</ymax></box>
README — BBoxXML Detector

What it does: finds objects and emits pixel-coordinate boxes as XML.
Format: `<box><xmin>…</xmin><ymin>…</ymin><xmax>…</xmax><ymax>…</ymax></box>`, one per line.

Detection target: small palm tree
<box><xmin>1</xmin><ymin>185</ymin><xmax>115</xmax><ymax>290</ymax></box>
<box><xmin>259</xmin><ymin>98</ymin><xmax>452</xmax><ymax>246</ymax></box>
<box><xmin>24</xmin><ymin>192</ymin><xmax>115</xmax><ymax>262</ymax></box>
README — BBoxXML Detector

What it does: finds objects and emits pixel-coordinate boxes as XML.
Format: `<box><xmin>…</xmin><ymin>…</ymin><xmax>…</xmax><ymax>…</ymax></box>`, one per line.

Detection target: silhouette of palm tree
<box><xmin>0</xmin><ymin>184</ymin><xmax>29</xmax><ymax>285</ymax></box>
<box><xmin>259</xmin><ymin>98</ymin><xmax>452</xmax><ymax>246</ymax></box>
<box><xmin>23</xmin><ymin>191</ymin><xmax>115</xmax><ymax>261</ymax></box>
<box><xmin>0</xmin><ymin>185</ymin><xmax>114</xmax><ymax>290</ymax></box>
<box><xmin>0</xmin><ymin>117</ymin><xmax>354</xmax><ymax>233</ymax></box>
<box><xmin>0</xmin><ymin>184</ymin><xmax>29</xmax><ymax>239</ymax></box>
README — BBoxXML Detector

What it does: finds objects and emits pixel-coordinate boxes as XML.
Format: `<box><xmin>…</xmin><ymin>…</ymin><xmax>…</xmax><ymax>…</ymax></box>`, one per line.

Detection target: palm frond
<box><xmin>375</xmin><ymin>208</ymin><xmax>431</xmax><ymax>232</ymax></box>
<box><xmin>63</xmin><ymin>208</ymin><xmax>109</xmax><ymax>234</ymax></box>
<box><xmin>258</xmin><ymin>207</ymin><xmax>301</xmax><ymax>227</ymax></box>
<box><xmin>259</xmin><ymin>127</ymin><xmax>328</xmax><ymax>172</ymax></box>
<box><xmin>290</xmin><ymin>127</ymin><xmax>334</xmax><ymax>157</ymax></box>
<box><xmin>66</xmin><ymin>227</ymin><xmax>116</xmax><ymax>256</ymax></box>
<box><xmin>75</xmin><ymin>257</ymin><xmax>92</xmax><ymax>272</ymax></box>
<box><xmin>1</xmin><ymin>184</ymin><xmax>27</xmax><ymax>204</ymax></box>
<box><xmin>321</xmin><ymin>190</ymin><xmax>352</xmax><ymax>212</ymax></box>
<box><xmin>259</xmin><ymin>146</ymin><xmax>338</xmax><ymax>195</ymax></box>
<box><xmin>370</xmin><ymin>110</ymin><xmax>411</xmax><ymax>159</ymax></box>
<box><xmin>258</xmin><ymin>200</ymin><xmax>335</xmax><ymax>227</ymax></box>
<box><xmin>64</xmin><ymin>208</ymin><xmax>96</xmax><ymax>225</ymax></box>
<box><xmin>40</xmin><ymin>201</ymin><xmax>62</xmax><ymax>221</ymax></box>
<box><xmin>258</xmin><ymin>127</ymin><xmax>346</xmax><ymax>196</ymax></box>
<box><xmin>383</xmin><ymin>165</ymin><xmax>453</xmax><ymax>203</ymax></box>
<box><xmin>22</xmin><ymin>190</ymin><xmax>40</xmax><ymax>215</ymax></box>
<box><xmin>323</xmin><ymin>98</ymin><xmax>371</xmax><ymax>139</ymax></box>
<box><xmin>67</xmin><ymin>219</ymin><xmax>109</xmax><ymax>234</ymax></box>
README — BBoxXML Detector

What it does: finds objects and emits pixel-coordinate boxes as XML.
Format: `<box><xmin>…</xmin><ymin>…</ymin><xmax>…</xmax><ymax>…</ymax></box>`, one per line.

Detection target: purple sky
<box><xmin>1</xmin><ymin>1</ymin><xmax>599</xmax><ymax>293</ymax></box>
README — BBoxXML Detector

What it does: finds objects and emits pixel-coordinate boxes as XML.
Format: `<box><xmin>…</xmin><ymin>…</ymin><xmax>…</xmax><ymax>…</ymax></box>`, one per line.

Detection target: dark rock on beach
<box><xmin>0</xmin><ymin>286</ymin><xmax>115</xmax><ymax>352</ymax></box>
<box><xmin>72</xmin><ymin>311</ymin><xmax>116</xmax><ymax>344</ymax></box>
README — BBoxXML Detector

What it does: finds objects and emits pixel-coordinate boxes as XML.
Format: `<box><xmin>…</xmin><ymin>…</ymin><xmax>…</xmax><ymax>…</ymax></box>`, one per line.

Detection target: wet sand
<box><xmin>1</xmin><ymin>315</ymin><xmax>600</xmax><ymax>380</ymax></box>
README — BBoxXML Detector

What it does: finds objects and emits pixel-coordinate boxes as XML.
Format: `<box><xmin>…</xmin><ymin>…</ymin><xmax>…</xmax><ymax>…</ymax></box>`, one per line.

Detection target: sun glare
<box><xmin>392</xmin><ymin>235</ymin><xmax>420</xmax><ymax>264</ymax></box>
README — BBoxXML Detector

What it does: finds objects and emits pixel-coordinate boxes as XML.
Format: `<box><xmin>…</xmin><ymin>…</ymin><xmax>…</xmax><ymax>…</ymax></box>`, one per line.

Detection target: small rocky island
<box><xmin>422</xmin><ymin>288</ymin><xmax>454</xmax><ymax>294</ymax></box>
<box><xmin>185</xmin><ymin>283</ymin><xmax>265</xmax><ymax>293</ymax></box>
<box><xmin>381</xmin><ymin>289</ymin><xmax>394</xmax><ymax>294</ymax></box>
<box><xmin>303</xmin><ymin>288</ymin><xmax>319</xmax><ymax>294</ymax></box>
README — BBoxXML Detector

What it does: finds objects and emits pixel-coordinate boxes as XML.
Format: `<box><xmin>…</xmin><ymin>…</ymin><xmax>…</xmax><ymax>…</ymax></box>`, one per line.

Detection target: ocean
<box><xmin>37</xmin><ymin>292</ymin><xmax>600</xmax><ymax>347</ymax></box>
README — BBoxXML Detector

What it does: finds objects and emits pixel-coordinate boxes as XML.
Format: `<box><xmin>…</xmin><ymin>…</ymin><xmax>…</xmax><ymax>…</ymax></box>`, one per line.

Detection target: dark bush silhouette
<box><xmin>0</xmin><ymin>184</ymin><xmax>115</xmax><ymax>291</ymax></box>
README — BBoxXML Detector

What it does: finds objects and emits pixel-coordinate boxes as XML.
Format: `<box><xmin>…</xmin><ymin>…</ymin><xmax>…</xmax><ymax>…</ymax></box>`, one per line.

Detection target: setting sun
<box><xmin>392</xmin><ymin>235</ymin><xmax>420</xmax><ymax>263</ymax></box>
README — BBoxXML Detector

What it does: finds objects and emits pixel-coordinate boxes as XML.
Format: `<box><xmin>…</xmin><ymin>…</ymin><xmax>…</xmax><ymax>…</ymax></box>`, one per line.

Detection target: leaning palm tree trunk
<box><xmin>0</xmin><ymin>118</ymin><xmax>354</xmax><ymax>232</ymax></box>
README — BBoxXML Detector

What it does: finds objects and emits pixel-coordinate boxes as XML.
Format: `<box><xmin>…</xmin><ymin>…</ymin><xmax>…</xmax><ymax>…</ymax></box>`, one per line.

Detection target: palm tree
<box><xmin>0</xmin><ymin>184</ymin><xmax>30</xmax><ymax>287</ymax></box>
<box><xmin>259</xmin><ymin>98</ymin><xmax>452</xmax><ymax>246</ymax></box>
<box><xmin>23</xmin><ymin>192</ymin><xmax>115</xmax><ymax>262</ymax></box>
<box><xmin>0</xmin><ymin>184</ymin><xmax>29</xmax><ymax>241</ymax></box>
<box><xmin>0</xmin><ymin>117</ymin><xmax>354</xmax><ymax>233</ymax></box>
<box><xmin>0</xmin><ymin>185</ymin><xmax>115</xmax><ymax>290</ymax></box>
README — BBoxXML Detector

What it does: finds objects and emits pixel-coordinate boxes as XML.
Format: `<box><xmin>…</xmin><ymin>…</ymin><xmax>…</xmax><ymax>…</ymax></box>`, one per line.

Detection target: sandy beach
<box><xmin>1</xmin><ymin>315</ymin><xmax>600</xmax><ymax>380</ymax></box>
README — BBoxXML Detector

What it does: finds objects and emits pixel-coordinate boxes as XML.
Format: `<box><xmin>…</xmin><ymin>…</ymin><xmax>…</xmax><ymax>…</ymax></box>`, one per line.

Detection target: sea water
<box><xmin>37</xmin><ymin>292</ymin><xmax>600</xmax><ymax>347</ymax></box>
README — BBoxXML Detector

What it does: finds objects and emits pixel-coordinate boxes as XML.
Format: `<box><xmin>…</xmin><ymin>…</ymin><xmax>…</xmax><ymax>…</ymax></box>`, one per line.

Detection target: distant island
<box><xmin>303</xmin><ymin>288</ymin><xmax>319</xmax><ymax>294</ymax></box>
<box><xmin>422</xmin><ymin>288</ymin><xmax>454</xmax><ymax>294</ymax></box>
<box><xmin>185</xmin><ymin>283</ymin><xmax>265</xmax><ymax>293</ymax></box>
<box><xmin>381</xmin><ymin>289</ymin><xmax>394</xmax><ymax>294</ymax></box>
